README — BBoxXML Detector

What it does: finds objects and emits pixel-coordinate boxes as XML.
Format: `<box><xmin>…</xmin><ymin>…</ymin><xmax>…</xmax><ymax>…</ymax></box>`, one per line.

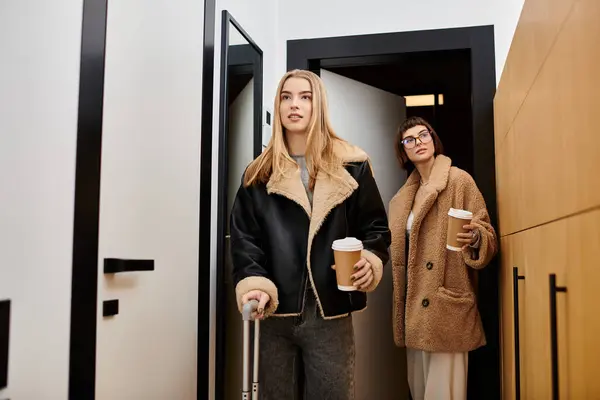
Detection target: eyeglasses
<box><xmin>401</xmin><ymin>130</ymin><xmax>432</xmax><ymax>149</ymax></box>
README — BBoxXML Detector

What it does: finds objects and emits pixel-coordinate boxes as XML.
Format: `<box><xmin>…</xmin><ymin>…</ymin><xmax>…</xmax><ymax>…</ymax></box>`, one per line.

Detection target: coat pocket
<box><xmin>428</xmin><ymin>286</ymin><xmax>484</xmax><ymax>352</ymax></box>
<box><xmin>437</xmin><ymin>286</ymin><xmax>474</xmax><ymax>303</ymax></box>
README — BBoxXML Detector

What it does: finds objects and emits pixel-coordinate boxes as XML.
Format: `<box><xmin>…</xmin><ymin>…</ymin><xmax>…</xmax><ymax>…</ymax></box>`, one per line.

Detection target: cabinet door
<box><xmin>500</xmin><ymin>219</ymin><xmax>567</xmax><ymax>399</ymax></box>
<box><xmin>500</xmin><ymin>235</ymin><xmax>525</xmax><ymax>400</ymax></box>
<box><xmin>562</xmin><ymin>210</ymin><xmax>600</xmax><ymax>398</ymax></box>
<box><xmin>519</xmin><ymin>219</ymin><xmax>568</xmax><ymax>399</ymax></box>
<box><xmin>500</xmin><ymin>236</ymin><xmax>514</xmax><ymax>399</ymax></box>
<box><xmin>500</xmin><ymin>228</ymin><xmax>536</xmax><ymax>400</ymax></box>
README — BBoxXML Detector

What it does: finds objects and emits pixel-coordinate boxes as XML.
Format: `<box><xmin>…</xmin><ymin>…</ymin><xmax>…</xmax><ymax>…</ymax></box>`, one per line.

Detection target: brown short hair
<box><xmin>395</xmin><ymin>116</ymin><xmax>444</xmax><ymax>170</ymax></box>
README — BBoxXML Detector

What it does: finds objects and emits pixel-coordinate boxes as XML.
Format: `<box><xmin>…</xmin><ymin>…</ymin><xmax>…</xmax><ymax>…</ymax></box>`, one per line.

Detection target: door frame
<box><xmin>287</xmin><ymin>25</ymin><xmax>500</xmax><ymax>399</ymax></box>
<box><xmin>67</xmin><ymin>0</ymin><xmax>216</xmax><ymax>398</ymax></box>
<box><xmin>215</xmin><ymin>10</ymin><xmax>264</xmax><ymax>400</ymax></box>
<box><xmin>68</xmin><ymin>0</ymin><xmax>108</xmax><ymax>397</ymax></box>
<box><xmin>199</xmin><ymin>0</ymin><xmax>216</xmax><ymax>398</ymax></box>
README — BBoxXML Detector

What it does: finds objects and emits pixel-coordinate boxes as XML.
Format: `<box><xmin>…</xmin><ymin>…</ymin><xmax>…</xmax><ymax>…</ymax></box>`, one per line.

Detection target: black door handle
<box><xmin>513</xmin><ymin>267</ymin><xmax>525</xmax><ymax>400</ymax></box>
<box><xmin>104</xmin><ymin>258</ymin><xmax>154</xmax><ymax>274</ymax></box>
<box><xmin>549</xmin><ymin>273</ymin><xmax>567</xmax><ymax>400</ymax></box>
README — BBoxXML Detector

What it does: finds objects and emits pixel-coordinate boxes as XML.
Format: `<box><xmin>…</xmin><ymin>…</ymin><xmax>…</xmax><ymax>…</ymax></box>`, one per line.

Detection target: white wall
<box><xmin>0</xmin><ymin>1</ymin><xmax>83</xmax><ymax>398</ymax></box>
<box><xmin>277</xmin><ymin>0</ymin><xmax>525</xmax><ymax>85</ymax></box>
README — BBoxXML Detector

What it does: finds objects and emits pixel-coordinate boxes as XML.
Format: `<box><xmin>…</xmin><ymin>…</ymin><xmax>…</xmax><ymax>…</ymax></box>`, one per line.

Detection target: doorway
<box><xmin>324</xmin><ymin>50</ymin><xmax>473</xmax><ymax>175</ymax></box>
<box><xmin>287</xmin><ymin>26</ymin><xmax>499</xmax><ymax>399</ymax></box>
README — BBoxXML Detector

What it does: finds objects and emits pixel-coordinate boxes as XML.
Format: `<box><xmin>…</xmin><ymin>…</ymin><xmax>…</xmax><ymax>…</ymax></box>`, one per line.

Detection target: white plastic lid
<box><xmin>332</xmin><ymin>237</ymin><xmax>363</xmax><ymax>251</ymax></box>
<box><xmin>448</xmin><ymin>208</ymin><xmax>473</xmax><ymax>219</ymax></box>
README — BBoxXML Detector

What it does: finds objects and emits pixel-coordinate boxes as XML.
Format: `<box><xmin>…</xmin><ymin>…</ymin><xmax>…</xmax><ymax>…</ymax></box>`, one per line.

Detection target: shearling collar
<box><xmin>403</xmin><ymin>154</ymin><xmax>452</xmax><ymax>194</ymax></box>
<box><xmin>266</xmin><ymin>140</ymin><xmax>369</xmax><ymax>217</ymax></box>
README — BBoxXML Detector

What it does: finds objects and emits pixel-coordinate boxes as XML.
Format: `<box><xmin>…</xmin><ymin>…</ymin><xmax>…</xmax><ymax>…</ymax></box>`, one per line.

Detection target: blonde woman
<box><xmin>229</xmin><ymin>70</ymin><xmax>391</xmax><ymax>399</ymax></box>
<box><xmin>389</xmin><ymin>116</ymin><xmax>498</xmax><ymax>399</ymax></box>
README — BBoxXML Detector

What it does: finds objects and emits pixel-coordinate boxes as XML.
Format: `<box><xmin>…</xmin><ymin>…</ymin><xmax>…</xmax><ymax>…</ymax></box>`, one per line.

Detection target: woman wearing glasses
<box><xmin>388</xmin><ymin>116</ymin><xmax>497</xmax><ymax>399</ymax></box>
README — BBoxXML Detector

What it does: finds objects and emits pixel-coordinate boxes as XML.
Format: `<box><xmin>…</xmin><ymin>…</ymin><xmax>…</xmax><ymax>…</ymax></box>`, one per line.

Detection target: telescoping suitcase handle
<box><xmin>242</xmin><ymin>300</ymin><xmax>261</xmax><ymax>400</ymax></box>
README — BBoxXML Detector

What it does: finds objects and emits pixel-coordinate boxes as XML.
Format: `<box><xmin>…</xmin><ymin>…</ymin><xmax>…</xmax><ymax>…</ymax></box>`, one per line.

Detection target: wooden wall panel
<box><xmin>494</xmin><ymin>0</ymin><xmax>576</xmax><ymax>150</ymax></box>
<box><xmin>495</xmin><ymin>127</ymin><xmax>523</xmax><ymax>235</ymax></box>
<box><xmin>497</xmin><ymin>0</ymin><xmax>600</xmax><ymax>235</ymax></box>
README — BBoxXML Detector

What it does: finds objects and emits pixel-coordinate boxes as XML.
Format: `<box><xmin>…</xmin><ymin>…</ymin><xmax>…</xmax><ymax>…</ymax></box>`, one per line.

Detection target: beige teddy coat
<box><xmin>388</xmin><ymin>155</ymin><xmax>497</xmax><ymax>352</ymax></box>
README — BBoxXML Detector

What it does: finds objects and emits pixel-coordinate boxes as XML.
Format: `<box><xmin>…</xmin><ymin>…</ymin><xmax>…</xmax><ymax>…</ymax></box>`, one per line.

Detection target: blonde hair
<box><xmin>243</xmin><ymin>69</ymin><xmax>347</xmax><ymax>190</ymax></box>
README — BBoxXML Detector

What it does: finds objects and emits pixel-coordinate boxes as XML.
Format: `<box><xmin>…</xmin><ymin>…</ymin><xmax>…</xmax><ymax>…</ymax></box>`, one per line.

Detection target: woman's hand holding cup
<box><xmin>456</xmin><ymin>223</ymin><xmax>480</xmax><ymax>250</ymax></box>
<box><xmin>351</xmin><ymin>258</ymin><xmax>373</xmax><ymax>290</ymax></box>
<box><xmin>331</xmin><ymin>258</ymin><xmax>373</xmax><ymax>290</ymax></box>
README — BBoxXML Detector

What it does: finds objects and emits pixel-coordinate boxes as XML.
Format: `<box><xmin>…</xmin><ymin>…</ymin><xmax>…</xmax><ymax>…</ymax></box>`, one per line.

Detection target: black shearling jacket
<box><xmin>230</xmin><ymin>141</ymin><xmax>391</xmax><ymax>319</ymax></box>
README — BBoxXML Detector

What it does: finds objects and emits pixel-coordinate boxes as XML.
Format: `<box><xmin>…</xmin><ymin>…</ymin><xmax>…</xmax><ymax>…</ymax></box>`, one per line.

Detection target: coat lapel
<box><xmin>389</xmin><ymin>174</ymin><xmax>417</xmax><ymax>268</ymax></box>
<box><xmin>390</xmin><ymin>155</ymin><xmax>452</xmax><ymax>266</ymax></box>
<box><xmin>308</xmin><ymin>166</ymin><xmax>358</xmax><ymax>247</ymax></box>
<box><xmin>410</xmin><ymin>155</ymin><xmax>451</xmax><ymax>224</ymax></box>
<box><xmin>266</xmin><ymin>164</ymin><xmax>312</xmax><ymax>217</ymax></box>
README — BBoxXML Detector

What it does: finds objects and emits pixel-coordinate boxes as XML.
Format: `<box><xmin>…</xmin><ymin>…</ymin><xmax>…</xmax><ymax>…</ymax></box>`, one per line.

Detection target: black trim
<box><xmin>513</xmin><ymin>267</ymin><xmax>525</xmax><ymax>400</ymax></box>
<box><xmin>287</xmin><ymin>25</ymin><xmax>500</xmax><ymax>399</ymax></box>
<box><xmin>215</xmin><ymin>10</ymin><xmax>263</xmax><ymax>400</ymax></box>
<box><xmin>68</xmin><ymin>0</ymin><xmax>108</xmax><ymax>398</ymax></box>
<box><xmin>220</xmin><ymin>11</ymin><xmax>263</xmax><ymax>157</ymax></box>
<box><xmin>103</xmin><ymin>258</ymin><xmax>155</xmax><ymax>274</ymax></box>
<box><xmin>0</xmin><ymin>299</ymin><xmax>10</xmax><ymax>390</ymax></box>
<box><xmin>198</xmin><ymin>0</ymin><xmax>216</xmax><ymax>398</ymax></box>
<box><xmin>549</xmin><ymin>274</ymin><xmax>567</xmax><ymax>400</ymax></box>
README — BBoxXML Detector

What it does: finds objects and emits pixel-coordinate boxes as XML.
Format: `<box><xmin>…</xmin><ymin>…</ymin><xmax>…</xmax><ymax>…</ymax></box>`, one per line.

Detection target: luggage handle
<box><xmin>242</xmin><ymin>300</ymin><xmax>261</xmax><ymax>400</ymax></box>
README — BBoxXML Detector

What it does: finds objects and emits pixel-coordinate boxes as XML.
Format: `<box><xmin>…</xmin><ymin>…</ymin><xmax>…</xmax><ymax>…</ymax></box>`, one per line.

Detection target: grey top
<box><xmin>291</xmin><ymin>155</ymin><xmax>313</xmax><ymax>205</ymax></box>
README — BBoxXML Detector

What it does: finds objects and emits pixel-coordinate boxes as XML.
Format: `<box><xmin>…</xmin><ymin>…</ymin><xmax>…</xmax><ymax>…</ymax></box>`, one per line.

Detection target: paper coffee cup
<box><xmin>446</xmin><ymin>208</ymin><xmax>473</xmax><ymax>251</ymax></box>
<box><xmin>332</xmin><ymin>237</ymin><xmax>363</xmax><ymax>291</ymax></box>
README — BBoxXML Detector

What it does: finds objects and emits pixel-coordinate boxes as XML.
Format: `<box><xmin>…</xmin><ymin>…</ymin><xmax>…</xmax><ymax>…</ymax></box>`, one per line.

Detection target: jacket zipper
<box><xmin>298</xmin><ymin>265</ymin><xmax>308</xmax><ymax>313</ymax></box>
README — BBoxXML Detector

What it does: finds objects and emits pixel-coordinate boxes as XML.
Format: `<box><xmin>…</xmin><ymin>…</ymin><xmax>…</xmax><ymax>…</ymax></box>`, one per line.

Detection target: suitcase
<box><xmin>241</xmin><ymin>299</ymin><xmax>261</xmax><ymax>400</ymax></box>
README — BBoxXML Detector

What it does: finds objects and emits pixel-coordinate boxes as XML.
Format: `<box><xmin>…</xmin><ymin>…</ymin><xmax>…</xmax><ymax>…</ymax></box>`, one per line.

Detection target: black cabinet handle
<box><xmin>513</xmin><ymin>267</ymin><xmax>525</xmax><ymax>400</ymax></box>
<box><xmin>549</xmin><ymin>274</ymin><xmax>567</xmax><ymax>400</ymax></box>
<box><xmin>104</xmin><ymin>258</ymin><xmax>154</xmax><ymax>274</ymax></box>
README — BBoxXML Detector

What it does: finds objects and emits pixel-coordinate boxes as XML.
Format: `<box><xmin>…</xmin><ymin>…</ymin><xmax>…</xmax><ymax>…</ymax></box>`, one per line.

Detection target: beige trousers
<box><xmin>406</xmin><ymin>348</ymin><xmax>468</xmax><ymax>400</ymax></box>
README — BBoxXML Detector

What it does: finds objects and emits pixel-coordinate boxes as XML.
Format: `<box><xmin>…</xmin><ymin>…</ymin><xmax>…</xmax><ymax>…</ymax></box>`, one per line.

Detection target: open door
<box><xmin>321</xmin><ymin>69</ymin><xmax>409</xmax><ymax>399</ymax></box>
<box><xmin>224</xmin><ymin>77</ymin><xmax>255</xmax><ymax>400</ymax></box>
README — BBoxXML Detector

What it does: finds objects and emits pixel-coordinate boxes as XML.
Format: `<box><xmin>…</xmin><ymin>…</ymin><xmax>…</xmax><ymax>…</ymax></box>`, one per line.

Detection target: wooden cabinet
<box><xmin>500</xmin><ymin>210</ymin><xmax>600</xmax><ymax>399</ymax></box>
<box><xmin>496</xmin><ymin>0</ymin><xmax>600</xmax><ymax>397</ymax></box>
